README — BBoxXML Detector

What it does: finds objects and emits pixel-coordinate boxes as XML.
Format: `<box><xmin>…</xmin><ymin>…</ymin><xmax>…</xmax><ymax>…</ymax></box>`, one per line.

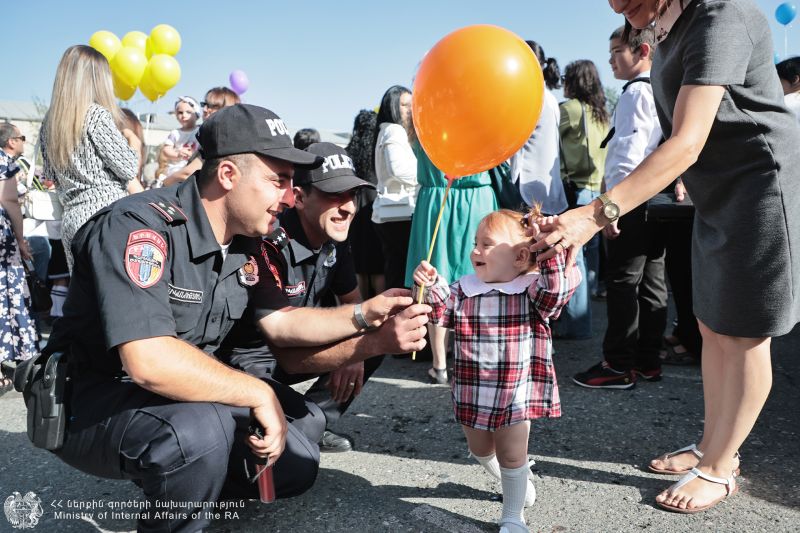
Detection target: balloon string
<box><xmin>785</xmin><ymin>26</ymin><xmax>788</xmax><ymax>58</ymax></box>
<box><xmin>412</xmin><ymin>176</ymin><xmax>454</xmax><ymax>361</ymax></box>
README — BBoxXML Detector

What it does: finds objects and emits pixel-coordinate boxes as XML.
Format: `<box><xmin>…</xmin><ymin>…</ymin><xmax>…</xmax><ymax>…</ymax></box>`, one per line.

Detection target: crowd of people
<box><xmin>1</xmin><ymin>0</ymin><xmax>799</xmax><ymax>531</ymax></box>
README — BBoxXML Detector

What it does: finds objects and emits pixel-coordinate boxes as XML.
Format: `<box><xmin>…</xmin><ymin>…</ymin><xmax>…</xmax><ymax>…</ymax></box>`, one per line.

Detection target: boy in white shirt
<box><xmin>574</xmin><ymin>25</ymin><xmax>668</xmax><ymax>390</ymax></box>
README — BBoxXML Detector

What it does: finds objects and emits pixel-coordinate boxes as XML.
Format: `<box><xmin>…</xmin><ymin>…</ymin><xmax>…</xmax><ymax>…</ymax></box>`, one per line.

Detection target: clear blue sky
<box><xmin>6</xmin><ymin>0</ymin><xmax>797</xmax><ymax>131</ymax></box>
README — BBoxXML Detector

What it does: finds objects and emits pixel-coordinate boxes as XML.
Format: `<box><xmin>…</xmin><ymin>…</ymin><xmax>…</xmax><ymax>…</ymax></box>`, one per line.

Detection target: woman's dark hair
<box><xmin>376</xmin><ymin>85</ymin><xmax>410</xmax><ymax>126</ymax></box>
<box><xmin>777</xmin><ymin>57</ymin><xmax>800</xmax><ymax>84</ymax></box>
<box><xmin>563</xmin><ymin>60</ymin><xmax>609</xmax><ymax>125</ymax></box>
<box><xmin>346</xmin><ymin>109</ymin><xmax>378</xmax><ymax>184</ymax></box>
<box><xmin>525</xmin><ymin>40</ymin><xmax>560</xmax><ymax>90</ymax></box>
<box><xmin>373</xmin><ymin>84</ymin><xmax>411</xmax><ymax>151</ymax></box>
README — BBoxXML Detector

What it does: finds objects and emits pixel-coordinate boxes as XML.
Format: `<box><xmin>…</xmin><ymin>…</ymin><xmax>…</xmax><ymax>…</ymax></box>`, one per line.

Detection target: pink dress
<box><xmin>421</xmin><ymin>253</ymin><xmax>580</xmax><ymax>431</ymax></box>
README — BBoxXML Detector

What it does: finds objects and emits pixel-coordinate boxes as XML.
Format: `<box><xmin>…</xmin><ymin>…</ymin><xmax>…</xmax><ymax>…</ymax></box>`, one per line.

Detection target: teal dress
<box><xmin>404</xmin><ymin>144</ymin><xmax>498</xmax><ymax>287</ymax></box>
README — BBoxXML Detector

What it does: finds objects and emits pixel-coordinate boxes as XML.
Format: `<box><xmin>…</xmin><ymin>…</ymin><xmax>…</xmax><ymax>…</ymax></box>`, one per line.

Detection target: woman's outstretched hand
<box><xmin>529</xmin><ymin>203</ymin><xmax>604</xmax><ymax>267</ymax></box>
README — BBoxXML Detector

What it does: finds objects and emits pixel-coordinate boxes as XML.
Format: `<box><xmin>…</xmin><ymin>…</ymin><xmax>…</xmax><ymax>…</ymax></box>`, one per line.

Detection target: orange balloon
<box><xmin>412</xmin><ymin>25</ymin><xmax>544</xmax><ymax>177</ymax></box>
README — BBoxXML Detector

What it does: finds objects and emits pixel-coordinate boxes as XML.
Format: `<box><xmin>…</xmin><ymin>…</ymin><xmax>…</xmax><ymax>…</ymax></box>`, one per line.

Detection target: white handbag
<box><xmin>22</xmin><ymin>143</ymin><xmax>62</xmax><ymax>222</ymax></box>
<box><xmin>374</xmin><ymin>186</ymin><xmax>415</xmax><ymax>223</ymax></box>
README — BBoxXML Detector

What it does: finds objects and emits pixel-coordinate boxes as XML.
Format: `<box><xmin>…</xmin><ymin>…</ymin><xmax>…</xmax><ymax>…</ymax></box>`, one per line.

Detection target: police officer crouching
<box><xmin>23</xmin><ymin>104</ymin><xmax>430</xmax><ymax>533</ymax></box>
<box><xmin>218</xmin><ymin>142</ymin><xmax>386</xmax><ymax>452</ymax></box>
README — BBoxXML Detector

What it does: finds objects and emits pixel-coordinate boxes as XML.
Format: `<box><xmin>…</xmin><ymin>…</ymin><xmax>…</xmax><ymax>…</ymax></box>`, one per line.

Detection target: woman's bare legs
<box><xmin>656</xmin><ymin>320</ymin><xmax>771</xmax><ymax>510</ymax></box>
<box><xmin>650</xmin><ymin>321</ymin><xmax>728</xmax><ymax>472</ymax></box>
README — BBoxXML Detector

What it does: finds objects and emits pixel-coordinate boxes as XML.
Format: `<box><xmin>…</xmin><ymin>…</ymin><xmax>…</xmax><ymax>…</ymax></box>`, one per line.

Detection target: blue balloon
<box><xmin>776</xmin><ymin>2</ymin><xmax>797</xmax><ymax>26</ymax></box>
<box><xmin>775</xmin><ymin>52</ymin><xmax>782</xmax><ymax>64</ymax></box>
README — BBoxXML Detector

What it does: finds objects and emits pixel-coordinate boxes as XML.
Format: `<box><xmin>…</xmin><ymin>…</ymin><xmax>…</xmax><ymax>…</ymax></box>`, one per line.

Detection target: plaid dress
<box><xmin>422</xmin><ymin>253</ymin><xmax>580</xmax><ymax>430</ymax></box>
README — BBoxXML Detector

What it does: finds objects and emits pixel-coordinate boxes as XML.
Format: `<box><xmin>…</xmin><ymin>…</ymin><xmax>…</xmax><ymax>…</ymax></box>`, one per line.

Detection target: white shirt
<box><xmin>603</xmin><ymin>72</ymin><xmax>662</xmax><ymax>192</ymax></box>
<box><xmin>510</xmin><ymin>90</ymin><xmax>568</xmax><ymax>215</ymax></box>
<box><xmin>785</xmin><ymin>92</ymin><xmax>800</xmax><ymax>127</ymax></box>
<box><xmin>372</xmin><ymin>122</ymin><xmax>418</xmax><ymax>223</ymax></box>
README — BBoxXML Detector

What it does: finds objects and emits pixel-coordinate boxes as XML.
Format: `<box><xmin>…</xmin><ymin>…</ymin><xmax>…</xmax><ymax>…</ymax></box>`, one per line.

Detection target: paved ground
<box><xmin>1</xmin><ymin>299</ymin><xmax>798</xmax><ymax>532</ymax></box>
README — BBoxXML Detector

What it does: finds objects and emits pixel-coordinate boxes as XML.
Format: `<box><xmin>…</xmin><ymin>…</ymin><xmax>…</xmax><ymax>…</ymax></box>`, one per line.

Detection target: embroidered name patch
<box><xmin>168</xmin><ymin>284</ymin><xmax>203</xmax><ymax>304</ymax></box>
<box><xmin>125</xmin><ymin>230</ymin><xmax>167</xmax><ymax>289</ymax></box>
<box><xmin>284</xmin><ymin>281</ymin><xmax>307</xmax><ymax>297</ymax></box>
<box><xmin>238</xmin><ymin>256</ymin><xmax>259</xmax><ymax>286</ymax></box>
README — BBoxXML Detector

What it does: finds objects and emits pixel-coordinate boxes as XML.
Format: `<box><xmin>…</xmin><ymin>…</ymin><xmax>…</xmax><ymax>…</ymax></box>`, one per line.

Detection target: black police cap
<box><xmin>197</xmin><ymin>104</ymin><xmax>323</xmax><ymax>169</ymax></box>
<box><xmin>293</xmin><ymin>142</ymin><xmax>375</xmax><ymax>194</ymax></box>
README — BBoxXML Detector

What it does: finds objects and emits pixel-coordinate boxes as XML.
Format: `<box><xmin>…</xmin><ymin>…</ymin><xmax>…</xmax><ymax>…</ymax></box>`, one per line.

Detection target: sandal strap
<box><xmin>688</xmin><ymin>467</ymin><xmax>735</xmax><ymax>495</ymax></box>
<box><xmin>666</xmin><ymin>443</ymin><xmax>703</xmax><ymax>460</ymax></box>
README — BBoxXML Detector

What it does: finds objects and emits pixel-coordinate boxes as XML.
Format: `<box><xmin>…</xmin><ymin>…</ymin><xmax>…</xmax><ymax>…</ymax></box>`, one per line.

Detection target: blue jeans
<box><xmin>28</xmin><ymin>236</ymin><xmax>51</xmax><ymax>281</ymax></box>
<box><xmin>552</xmin><ymin>244</ymin><xmax>592</xmax><ymax>339</ymax></box>
<box><xmin>574</xmin><ymin>188</ymin><xmax>600</xmax><ymax>295</ymax></box>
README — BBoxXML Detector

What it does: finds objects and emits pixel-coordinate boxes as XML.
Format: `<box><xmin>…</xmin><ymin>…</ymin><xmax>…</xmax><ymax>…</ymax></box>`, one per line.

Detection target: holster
<box><xmin>14</xmin><ymin>351</ymin><xmax>70</xmax><ymax>451</ymax></box>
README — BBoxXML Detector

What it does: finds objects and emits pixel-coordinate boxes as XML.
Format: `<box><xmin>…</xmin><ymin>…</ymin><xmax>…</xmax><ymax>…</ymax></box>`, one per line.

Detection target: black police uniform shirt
<box><xmin>44</xmin><ymin>176</ymin><xmax>285</xmax><ymax>378</ymax></box>
<box><xmin>216</xmin><ymin>207</ymin><xmax>357</xmax><ymax>358</ymax></box>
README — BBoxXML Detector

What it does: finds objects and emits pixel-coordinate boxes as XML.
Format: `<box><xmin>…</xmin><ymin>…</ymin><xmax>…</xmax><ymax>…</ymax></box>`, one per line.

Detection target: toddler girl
<box><xmin>158</xmin><ymin>96</ymin><xmax>200</xmax><ymax>184</ymax></box>
<box><xmin>413</xmin><ymin>208</ymin><xmax>581</xmax><ymax>533</ymax></box>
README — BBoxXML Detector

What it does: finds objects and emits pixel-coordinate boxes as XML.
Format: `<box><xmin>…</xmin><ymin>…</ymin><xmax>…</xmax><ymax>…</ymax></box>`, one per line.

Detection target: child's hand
<box><xmin>525</xmin><ymin>215</ymin><xmax>557</xmax><ymax>242</ymax></box>
<box><xmin>413</xmin><ymin>261</ymin><xmax>438</xmax><ymax>287</ymax></box>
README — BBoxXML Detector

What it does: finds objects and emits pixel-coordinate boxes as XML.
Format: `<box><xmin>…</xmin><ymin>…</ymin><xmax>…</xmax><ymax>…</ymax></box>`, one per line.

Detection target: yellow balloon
<box><xmin>147</xmin><ymin>54</ymin><xmax>181</xmax><ymax>93</ymax></box>
<box><xmin>111</xmin><ymin>46</ymin><xmax>148</xmax><ymax>87</ymax></box>
<box><xmin>138</xmin><ymin>71</ymin><xmax>163</xmax><ymax>102</ymax></box>
<box><xmin>149</xmin><ymin>24</ymin><xmax>181</xmax><ymax>56</ymax></box>
<box><xmin>121</xmin><ymin>31</ymin><xmax>148</xmax><ymax>53</ymax></box>
<box><xmin>145</xmin><ymin>37</ymin><xmax>153</xmax><ymax>59</ymax></box>
<box><xmin>112</xmin><ymin>73</ymin><xmax>136</xmax><ymax>101</ymax></box>
<box><xmin>89</xmin><ymin>30</ymin><xmax>120</xmax><ymax>62</ymax></box>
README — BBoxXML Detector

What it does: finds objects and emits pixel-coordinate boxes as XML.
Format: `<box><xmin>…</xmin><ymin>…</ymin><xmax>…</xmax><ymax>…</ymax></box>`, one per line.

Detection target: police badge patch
<box><xmin>238</xmin><ymin>257</ymin><xmax>260</xmax><ymax>286</ymax></box>
<box><xmin>125</xmin><ymin>230</ymin><xmax>167</xmax><ymax>289</ymax></box>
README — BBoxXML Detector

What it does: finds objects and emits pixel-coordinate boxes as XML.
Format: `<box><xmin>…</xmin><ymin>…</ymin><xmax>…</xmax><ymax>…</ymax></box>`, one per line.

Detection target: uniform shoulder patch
<box><xmin>126</xmin><ymin>229</ymin><xmax>167</xmax><ymax>289</ymax></box>
<box><xmin>264</xmin><ymin>227</ymin><xmax>289</xmax><ymax>251</ymax></box>
<box><xmin>148</xmin><ymin>201</ymin><xmax>188</xmax><ymax>224</ymax></box>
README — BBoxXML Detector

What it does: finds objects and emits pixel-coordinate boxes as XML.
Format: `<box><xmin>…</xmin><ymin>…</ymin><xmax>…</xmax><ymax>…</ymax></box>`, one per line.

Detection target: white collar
<box><xmin>460</xmin><ymin>273</ymin><xmax>537</xmax><ymax>297</ymax></box>
<box><xmin>655</xmin><ymin>0</ymin><xmax>686</xmax><ymax>43</ymax></box>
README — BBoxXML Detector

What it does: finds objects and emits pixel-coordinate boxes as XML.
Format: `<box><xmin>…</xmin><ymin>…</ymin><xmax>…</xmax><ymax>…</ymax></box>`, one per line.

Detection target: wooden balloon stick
<box><xmin>412</xmin><ymin>176</ymin><xmax>454</xmax><ymax>361</ymax></box>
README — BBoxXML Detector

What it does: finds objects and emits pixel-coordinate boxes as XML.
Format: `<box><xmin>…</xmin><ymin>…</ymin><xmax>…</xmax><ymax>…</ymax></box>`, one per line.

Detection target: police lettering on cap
<box><xmin>197</xmin><ymin>104</ymin><xmax>323</xmax><ymax>169</ymax></box>
<box><xmin>293</xmin><ymin>142</ymin><xmax>376</xmax><ymax>194</ymax></box>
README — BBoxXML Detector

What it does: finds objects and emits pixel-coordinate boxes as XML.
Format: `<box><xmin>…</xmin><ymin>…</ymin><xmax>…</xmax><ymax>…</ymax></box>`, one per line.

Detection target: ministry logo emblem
<box><xmin>4</xmin><ymin>492</ymin><xmax>43</xmax><ymax>529</ymax></box>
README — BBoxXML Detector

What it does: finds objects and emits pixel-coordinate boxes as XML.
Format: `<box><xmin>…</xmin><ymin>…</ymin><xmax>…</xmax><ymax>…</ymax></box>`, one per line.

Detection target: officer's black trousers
<box><xmin>55</xmin><ymin>375</ymin><xmax>324</xmax><ymax>533</ymax></box>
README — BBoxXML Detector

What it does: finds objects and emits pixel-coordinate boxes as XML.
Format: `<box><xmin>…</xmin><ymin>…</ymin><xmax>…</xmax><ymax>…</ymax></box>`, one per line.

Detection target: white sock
<box><xmin>473</xmin><ymin>452</ymin><xmax>502</xmax><ymax>481</ymax></box>
<box><xmin>500</xmin><ymin>464</ymin><xmax>529</xmax><ymax>523</ymax></box>
<box><xmin>50</xmin><ymin>286</ymin><xmax>68</xmax><ymax>317</ymax></box>
<box><xmin>473</xmin><ymin>452</ymin><xmax>536</xmax><ymax>507</ymax></box>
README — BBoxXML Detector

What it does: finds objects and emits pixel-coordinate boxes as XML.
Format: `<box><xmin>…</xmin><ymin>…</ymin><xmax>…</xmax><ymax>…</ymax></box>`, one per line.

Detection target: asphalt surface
<box><xmin>1</xmin><ymin>299</ymin><xmax>798</xmax><ymax>532</ymax></box>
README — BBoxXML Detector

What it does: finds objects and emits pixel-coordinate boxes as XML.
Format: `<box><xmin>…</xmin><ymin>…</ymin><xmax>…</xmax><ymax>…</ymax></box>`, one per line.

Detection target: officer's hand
<box><xmin>248</xmin><ymin>395</ymin><xmax>288</xmax><ymax>466</ymax></box>
<box><xmin>362</xmin><ymin>289</ymin><xmax>414</xmax><ymax>328</ymax></box>
<box><xmin>328</xmin><ymin>362</ymin><xmax>364</xmax><ymax>403</ymax></box>
<box><xmin>373</xmin><ymin>303</ymin><xmax>430</xmax><ymax>354</ymax></box>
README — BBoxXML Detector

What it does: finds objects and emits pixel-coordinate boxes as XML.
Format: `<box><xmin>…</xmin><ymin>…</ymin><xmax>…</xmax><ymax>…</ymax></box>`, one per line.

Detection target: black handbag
<box><xmin>489</xmin><ymin>162</ymin><xmax>526</xmax><ymax>212</ymax></box>
<box><xmin>23</xmin><ymin>260</ymin><xmax>52</xmax><ymax>313</ymax></box>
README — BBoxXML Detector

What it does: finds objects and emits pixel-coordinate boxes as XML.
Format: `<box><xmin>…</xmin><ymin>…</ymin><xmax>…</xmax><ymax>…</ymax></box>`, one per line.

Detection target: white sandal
<box><xmin>649</xmin><ymin>443</ymin><xmax>703</xmax><ymax>474</ymax></box>
<box><xmin>649</xmin><ymin>444</ymin><xmax>741</xmax><ymax>476</ymax></box>
<box><xmin>656</xmin><ymin>467</ymin><xmax>738</xmax><ymax>514</ymax></box>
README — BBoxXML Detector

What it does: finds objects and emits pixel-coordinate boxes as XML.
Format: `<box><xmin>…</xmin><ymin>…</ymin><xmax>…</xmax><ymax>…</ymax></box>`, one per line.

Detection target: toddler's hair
<box><xmin>479</xmin><ymin>205</ymin><xmax>543</xmax><ymax>271</ymax></box>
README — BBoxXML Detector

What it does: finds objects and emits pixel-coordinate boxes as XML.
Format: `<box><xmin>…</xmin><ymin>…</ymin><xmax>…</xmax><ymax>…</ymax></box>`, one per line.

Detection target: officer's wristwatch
<box><xmin>596</xmin><ymin>193</ymin><xmax>620</xmax><ymax>224</ymax></box>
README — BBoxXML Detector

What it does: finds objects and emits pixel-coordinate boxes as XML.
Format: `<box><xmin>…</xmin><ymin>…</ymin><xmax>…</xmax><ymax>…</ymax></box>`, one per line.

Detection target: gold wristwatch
<box><xmin>597</xmin><ymin>193</ymin><xmax>620</xmax><ymax>223</ymax></box>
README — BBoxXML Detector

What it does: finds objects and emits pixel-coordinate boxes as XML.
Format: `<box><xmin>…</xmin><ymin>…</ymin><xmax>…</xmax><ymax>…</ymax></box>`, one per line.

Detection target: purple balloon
<box><xmin>229</xmin><ymin>70</ymin><xmax>249</xmax><ymax>95</ymax></box>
